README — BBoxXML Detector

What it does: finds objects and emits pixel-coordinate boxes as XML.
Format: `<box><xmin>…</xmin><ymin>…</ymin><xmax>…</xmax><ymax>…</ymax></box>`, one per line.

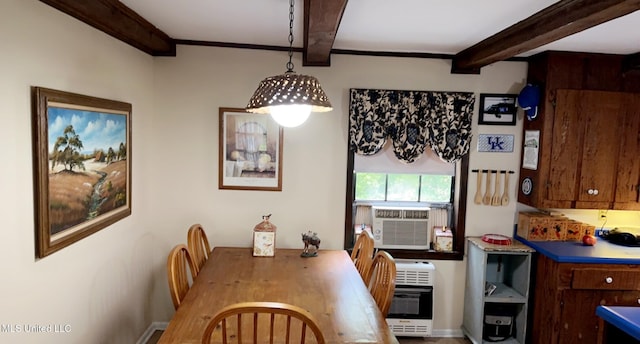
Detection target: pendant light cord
<box><xmin>286</xmin><ymin>0</ymin><xmax>295</xmax><ymax>73</ymax></box>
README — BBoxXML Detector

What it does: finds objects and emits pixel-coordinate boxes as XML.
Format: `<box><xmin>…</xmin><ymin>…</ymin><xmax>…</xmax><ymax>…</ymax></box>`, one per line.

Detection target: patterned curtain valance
<box><xmin>349</xmin><ymin>88</ymin><xmax>475</xmax><ymax>163</ymax></box>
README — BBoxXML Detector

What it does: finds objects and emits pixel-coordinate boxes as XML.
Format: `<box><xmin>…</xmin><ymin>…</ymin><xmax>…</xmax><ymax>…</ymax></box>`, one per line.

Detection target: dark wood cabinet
<box><xmin>549</xmin><ymin>89</ymin><xmax>623</xmax><ymax>207</ymax></box>
<box><xmin>518</xmin><ymin>51</ymin><xmax>640</xmax><ymax>210</ymax></box>
<box><xmin>531</xmin><ymin>254</ymin><xmax>640</xmax><ymax>344</ymax></box>
<box><xmin>614</xmin><ymin>94</ymin><xmax>640</xmax><ymax>210</ymax></box>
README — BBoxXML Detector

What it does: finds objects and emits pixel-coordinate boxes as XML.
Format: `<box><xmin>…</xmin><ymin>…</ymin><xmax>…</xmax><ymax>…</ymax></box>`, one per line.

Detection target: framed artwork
<box><xmin>478</xmin><ymin>94</ymin><xmax>517</xmax><ymax>126</ymax></box>
<box><xmin>218</xmin><ymin>107</ymin><xmax>283</xmax><ymax>191</ymax></box>
<box><xmin>32</xmin><ymin>87</ymin><xmax>132</xmax><ymax>258</ymax></box>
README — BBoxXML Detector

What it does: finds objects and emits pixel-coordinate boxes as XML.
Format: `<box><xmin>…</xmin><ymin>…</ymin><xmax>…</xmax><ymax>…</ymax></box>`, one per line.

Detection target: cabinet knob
<box><xmin>588</xmin><ymin>189</ymin><xmax>594</xmax><ymax>195</ymax></box>
<box><xmin>637</xmin><ymin>299</ymin><xmax>640</xmax><ymax>305</ymax></box>
<box><xmin>587</xmin><ymin>189</ymin><xmax>600</xmax><ymax>195</ymax></box>
<box><xmin>605</xmin><ymin>277</ymin><xmax>613</xmax><ymax>284</ymax></box>
<box><xmin>593</xmin><ymin>189</ymin><xmax>599</xmax><ymax>195</ymax></box>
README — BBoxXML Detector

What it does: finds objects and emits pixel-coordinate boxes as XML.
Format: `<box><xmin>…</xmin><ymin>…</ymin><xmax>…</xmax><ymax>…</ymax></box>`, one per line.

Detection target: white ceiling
<box><xmin>119</xmin><ymin>0</ymin><xmax>640</xmax><ymax>57</ymax></box>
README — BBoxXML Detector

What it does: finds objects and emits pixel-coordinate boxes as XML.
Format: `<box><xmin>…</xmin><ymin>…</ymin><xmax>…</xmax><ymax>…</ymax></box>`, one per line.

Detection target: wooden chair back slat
<box><xmin>351</xmin><ymin>230</ymin><xmax>375</xmax><ymax>283</ymax></box>
<box><xmin>166</xmin><ymin>244</ymin><xmax>197</xmax><ymax>310</ymax></box>
<box><xmin>188</xmin><ymin>223</ymin><xmax>211</xmax><ymax>275</ymax></box>
<box><xmin>368</xmin><ymin>250</ymin><xmax>397</xmax><ymax>317</ymax></box>
<box><xmin>202</xmin><ymin>301</ymin><xmax>325</xmax><ymax>344</ymax></box>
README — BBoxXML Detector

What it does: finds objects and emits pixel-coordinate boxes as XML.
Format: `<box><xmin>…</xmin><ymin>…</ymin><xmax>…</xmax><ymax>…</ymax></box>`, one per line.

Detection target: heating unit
<box><xmin>386</xmin><ymin>260</ymin><xmax>435</xmax><ymax>337</ymax></box>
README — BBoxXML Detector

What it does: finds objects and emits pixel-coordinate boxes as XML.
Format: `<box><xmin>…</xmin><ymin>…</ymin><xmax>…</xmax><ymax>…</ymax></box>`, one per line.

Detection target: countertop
<box><xmin>515</xmin><ymin>234</ymin><xmax>640</xmax><ymax>264</ymax></box>
<box><xmin>596</xmin><ymin>306</ymin><xmax>640</xmax><ymax>341</ymax></box>
<box><xmin>468</xmin><ymin>236</ymin><xmax>535</xmax><ymax>253</ymax></box>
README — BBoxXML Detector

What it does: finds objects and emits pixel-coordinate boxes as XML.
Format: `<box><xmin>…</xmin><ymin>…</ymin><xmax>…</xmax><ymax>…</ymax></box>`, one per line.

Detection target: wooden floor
<box><xmin>146</xmin><ymin>330</ymin><xmax>471</xmax><ymax>343</ymax></box>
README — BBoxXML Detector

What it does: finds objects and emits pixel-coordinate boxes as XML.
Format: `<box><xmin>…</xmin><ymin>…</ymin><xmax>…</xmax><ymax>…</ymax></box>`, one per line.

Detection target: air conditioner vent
<box><xmin>374</xmin><ymin>208</ymin><xmax>402</xmax><ymax>219</ymax></box>
<box><xmin>380</xmin><ymin>220</ymin><xmax>429</xmax><ymax>247</ymax></box>
<box><xmin>371</xmin><ymin>206</ymin><xmax>431</xmax><ymax>250</ymax></box>
<box><xmin>404</xmin><ymin>209</ymin><xmax>429</xmax><ymax>219</ymax></box>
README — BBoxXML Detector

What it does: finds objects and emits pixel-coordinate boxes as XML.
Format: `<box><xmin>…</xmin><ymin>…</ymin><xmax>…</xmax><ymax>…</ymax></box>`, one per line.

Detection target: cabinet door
<box><xmin>560</xmin><ymin>290</ymin><xmax>603</xmax><ymax>344</ymax></box>
<box><xmin>559</xmin><ymin>290</ymin><xmax>640</xmax><ymax>344</ymax></box>
<box><xmin>549</xmin><ymin>90</ymin><xmax>623</xmax><ymax>206</ymax></box>
<box><xmin>547</xmin><ymin>89</ymin><xmax>584</xmax><ymax>202</ymax></box>
<box><xmin>614</xmin><ymin>93</ymin><xmax>640</xmax><ymax>209</ymax></box>
<box><xmin>576</xmin><ymin>91</ymin><xmax>623</xmax><ymax>204</ymax></box>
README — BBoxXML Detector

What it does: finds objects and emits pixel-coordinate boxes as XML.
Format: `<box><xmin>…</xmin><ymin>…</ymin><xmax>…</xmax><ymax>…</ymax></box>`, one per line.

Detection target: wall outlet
<box><xmin>598</xmin><ymin>210</ymin><xmax>607</xmax><ymax>221</ymax></box>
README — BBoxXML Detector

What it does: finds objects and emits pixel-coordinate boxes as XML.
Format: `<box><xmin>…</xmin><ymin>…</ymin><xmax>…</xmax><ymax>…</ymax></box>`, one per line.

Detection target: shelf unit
<box><xmin>462</xmin><ymin>237</ymin><xmax>534</xmax><ymax>344</ymax></box>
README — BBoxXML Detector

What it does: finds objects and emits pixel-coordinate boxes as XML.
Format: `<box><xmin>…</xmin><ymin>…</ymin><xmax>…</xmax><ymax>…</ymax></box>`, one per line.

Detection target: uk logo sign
<box><xmin>477</xmin><ymin>134</ymin><xmax>514</xmax><ymax>152</ymax></box>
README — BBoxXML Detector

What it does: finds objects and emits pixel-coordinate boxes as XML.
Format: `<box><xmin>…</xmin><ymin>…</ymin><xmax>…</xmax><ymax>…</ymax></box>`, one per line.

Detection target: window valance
<box><xmin>349</xmin><ymin>88</ymin><xmax>475</xmax><ymax>163</ymax></box>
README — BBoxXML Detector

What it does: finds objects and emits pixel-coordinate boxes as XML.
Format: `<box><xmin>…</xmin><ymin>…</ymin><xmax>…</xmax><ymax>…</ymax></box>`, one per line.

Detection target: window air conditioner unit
<box><xmin>372</xmin><ymin>206</ymin><xmax>430</xmax><ymax>250</ymax></box>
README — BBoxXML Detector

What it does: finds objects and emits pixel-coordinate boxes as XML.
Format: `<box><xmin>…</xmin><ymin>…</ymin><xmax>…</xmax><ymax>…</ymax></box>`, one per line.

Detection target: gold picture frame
<box><xmin>218</xmin><ymin>107</ymin><xmax>283</xmax><ymax>191</ymax></box>
<box><xmin>32</xmin><ymin>87</ymin><xmax>132</xmax><ymax>258</ymax></box>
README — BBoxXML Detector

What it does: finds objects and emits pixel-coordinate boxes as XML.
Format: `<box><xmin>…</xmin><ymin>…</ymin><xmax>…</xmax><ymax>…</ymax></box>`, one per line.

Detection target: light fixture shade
<box><xmin>270</xmin><ymin>104</ymin><xmax>311</xmax><ymax>127</ymax></box>
<box><xmin>246</xmin><ymin>72</ymin><xmax>333</xmax><ymax>115</ymax></box>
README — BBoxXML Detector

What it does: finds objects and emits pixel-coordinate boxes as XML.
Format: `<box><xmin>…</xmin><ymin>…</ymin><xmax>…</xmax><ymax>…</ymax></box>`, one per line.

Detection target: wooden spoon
<box><xmin>501</xmin><ymin>172</ymin><xmax>510</xmax><ymax>206</ymax></box>
<box><xmin>474</xmin><ymin>170</ymin><xmax>483</xmax><ymax>204</ymax></box>
<box><xmin>491</xmin><ymin>171</ymin><xmax>501</xmax><ymax>206</ymax></box>
<box><xmin>482</xmin><ymin>170</ymin><xmax>492</xmax><ymax>205</ymax></box>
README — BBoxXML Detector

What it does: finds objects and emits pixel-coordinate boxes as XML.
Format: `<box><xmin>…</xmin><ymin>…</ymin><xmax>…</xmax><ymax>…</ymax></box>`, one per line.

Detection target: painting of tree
<box><xmin>51</xmin><ymin>125</ymin><xmax>85</xmax><ymax>172</ymax></box>
<box><xmin>32</xmin><ymin>87</ymin><xmax>132</xmax><ymax>258</ymax></box>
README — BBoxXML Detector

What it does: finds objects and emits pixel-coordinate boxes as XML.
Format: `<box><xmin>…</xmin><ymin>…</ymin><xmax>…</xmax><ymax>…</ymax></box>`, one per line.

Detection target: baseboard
<box><xmin>136</xmin><ymin>322</ymin><xmax>464</xmax><ymax>342</ymax></box>
<box><xmin>431</xmin><ymin>328</ymin><xmax>465</xmax><ymax>338</ymax></box>
<box><xmin>136</xmin><ymin>322</ymin><xmax>168</xmax><ymax>344</ymax></box>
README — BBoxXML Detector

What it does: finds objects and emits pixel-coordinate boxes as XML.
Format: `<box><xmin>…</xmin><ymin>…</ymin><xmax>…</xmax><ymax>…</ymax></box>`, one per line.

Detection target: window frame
<box><xmin>344</xmin><ymin>150</ymin><xmax>468</xmax><ymax>260</ymax></box>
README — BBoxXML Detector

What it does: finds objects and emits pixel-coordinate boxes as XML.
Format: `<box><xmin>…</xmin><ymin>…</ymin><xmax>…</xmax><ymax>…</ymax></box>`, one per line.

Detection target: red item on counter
<box><xmin>481</xmin><ymin>234</ymin><xmax>512</xmax><ymax>245</ymax></box>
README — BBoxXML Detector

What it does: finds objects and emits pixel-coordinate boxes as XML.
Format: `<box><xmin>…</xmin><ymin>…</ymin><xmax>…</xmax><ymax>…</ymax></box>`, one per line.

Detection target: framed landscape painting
<box><xmin>32</xmin><ymin>87</ymin><xmax>132</xmax><ymax>258</ymax></box>
<box><xmin>218</xmin><ymin>107</ymin><xmax>283</xmax><ymax>191</ymax></box>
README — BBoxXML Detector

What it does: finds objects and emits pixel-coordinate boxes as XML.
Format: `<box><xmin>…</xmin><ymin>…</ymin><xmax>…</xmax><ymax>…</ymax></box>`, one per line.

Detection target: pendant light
<box><xmin>246</xmin><ymin>0</ymin><xmax>332</xmax><ymax>127</ymax></box>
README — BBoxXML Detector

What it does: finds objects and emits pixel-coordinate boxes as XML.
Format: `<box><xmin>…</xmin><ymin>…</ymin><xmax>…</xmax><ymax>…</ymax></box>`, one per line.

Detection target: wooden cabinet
<box><xmin>462</xmin><ymin>238</ymin><xmax>533</xmax><ymax>344</ymax></box>
<box><xmin>546</xmin><ymin>89</ymin><xmax>640</xmax><ymax>209</ymax></box>
<box><xmin>531</xmin><ymin>254</ymin><xmax>640</xmax><ymax>344</ymax></box>
<box><xmin>615</xmin><ymin>93</ymin><xmax>640</xmax><ymax>210</ymax></box>
<box><xmin>518</xmin><ymin>51</ymin><xmax>640</xmax><ymax>210</ymax></box>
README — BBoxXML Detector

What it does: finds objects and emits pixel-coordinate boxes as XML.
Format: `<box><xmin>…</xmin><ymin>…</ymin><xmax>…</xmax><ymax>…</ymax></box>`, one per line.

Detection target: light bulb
<box><xmin>270</xmin><ymin>104</ymin><xmax>312</xmax><ymax>127</ymax></box>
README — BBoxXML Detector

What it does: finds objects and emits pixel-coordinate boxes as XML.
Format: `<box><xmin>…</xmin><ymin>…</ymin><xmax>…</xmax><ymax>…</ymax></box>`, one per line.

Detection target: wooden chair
<box><xmin>166</xmin><ymin>244</ymin><xmax>198</xmax><ymax>310</ymax></box>
<box><xmin>187</xmin><ymin>223</ymin><xmax>211</xmax><ymax>275</ymax></box>
<box><xmin>202</xmin><ymin>301</ymin><xmax>326</xmax><ymax>344</ymax></box>
<box><xmin>350</xmin><ymin>230</ymin><xmax>375</xmax><ymax>283</ymax></box>
<box><xmin>368</xmin><ymin>250</ymin><xmax>397</xmax><ymax>317</ymax></box>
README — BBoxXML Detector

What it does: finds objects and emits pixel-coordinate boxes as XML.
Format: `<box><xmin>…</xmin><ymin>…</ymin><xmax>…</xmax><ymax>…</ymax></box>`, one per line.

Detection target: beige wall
<box><xmin>1</xmin><ymin>1</ymin><xmax>159</xmax><ymax>343</ymax></box>
<box><xmin>2</xmin><ymin>0</ymin><xmax>555</xmax><ymax>342</ymax></box>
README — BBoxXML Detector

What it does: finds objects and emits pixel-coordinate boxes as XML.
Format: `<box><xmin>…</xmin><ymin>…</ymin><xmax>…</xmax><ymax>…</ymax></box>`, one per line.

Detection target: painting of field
<box><xmin>49</xmin><ymin>160</ymin><xmax>127</xmax><ymax>235</ymax></box>
<box><xmin>46</xmin><ymin>106</ymin><xmax>129</xmax><ymax>237</ymax></box>
<box><xmin>32</xmin><ymin>87</ymin><xmax>132</xmax><ymax>258</ymax></box>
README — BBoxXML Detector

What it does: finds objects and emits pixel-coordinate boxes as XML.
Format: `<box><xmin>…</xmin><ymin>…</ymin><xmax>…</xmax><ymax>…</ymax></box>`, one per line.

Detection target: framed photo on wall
<box><xmin>32</xmin><ymin>87</ymin><xmax>132</xmax><ymax>258</ymax></box>
<box><xmin>478</xmin><ymin>93</ymin><xmax>517</xmax><ymax>126</ymax></box>
<box><xmin>218</xmin><ymin>107</ymin><xmax>283</xmax><ymax>191</ymax></box>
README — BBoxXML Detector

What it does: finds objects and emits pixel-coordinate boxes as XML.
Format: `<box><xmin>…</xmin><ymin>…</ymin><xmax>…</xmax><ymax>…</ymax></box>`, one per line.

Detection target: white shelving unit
<box><xmin>462</xmin><ymin>237</ymin><xmax>534</xmax><ymax>344</ymax></box>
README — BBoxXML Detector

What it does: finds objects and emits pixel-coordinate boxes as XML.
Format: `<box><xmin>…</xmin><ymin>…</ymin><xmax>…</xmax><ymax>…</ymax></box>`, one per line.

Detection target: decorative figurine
<box><xmin>301</xmin><ymin>231</ymin><xmax>321</xmax><ymax>257</ymax></box>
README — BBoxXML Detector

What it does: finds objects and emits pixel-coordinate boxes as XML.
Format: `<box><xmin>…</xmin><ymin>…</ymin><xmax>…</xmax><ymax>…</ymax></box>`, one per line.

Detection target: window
<box><xmin>346</xmin><ymin>88</ymin><xmax>474</xmax><ymax>260</ymax></box>
<box><xmin>355</xmin><ymin>173</ymin><xmax>453</xmax><ymax>203</ymax></box>
<box><xmin>344</xmin><ymin>150</ymin><xmax>469</xmax><ymax>261</ymax></box>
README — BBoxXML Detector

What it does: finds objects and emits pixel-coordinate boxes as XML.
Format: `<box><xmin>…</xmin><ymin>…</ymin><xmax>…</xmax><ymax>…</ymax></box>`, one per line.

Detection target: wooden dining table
<box><xmin>158</xmin><ymin>247</ymin><xmax>399</xmax><ymax>344</ymax></box>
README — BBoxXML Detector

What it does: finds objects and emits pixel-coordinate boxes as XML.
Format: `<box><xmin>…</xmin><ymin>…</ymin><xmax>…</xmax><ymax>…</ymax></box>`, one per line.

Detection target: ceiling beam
<box><xmin>303</xmin><ymin>0</ymin><xmax>348</xmax><ymax>66</ymax></box>
<box><xmin>39</xmin><ymin>0</ymin><xmax>176</xmax><ymax>56</ymax></box>
<box><xmin>451</xmin><ymin>0</ymin><xmax>640</xmax><ymax>74</ymax></box>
